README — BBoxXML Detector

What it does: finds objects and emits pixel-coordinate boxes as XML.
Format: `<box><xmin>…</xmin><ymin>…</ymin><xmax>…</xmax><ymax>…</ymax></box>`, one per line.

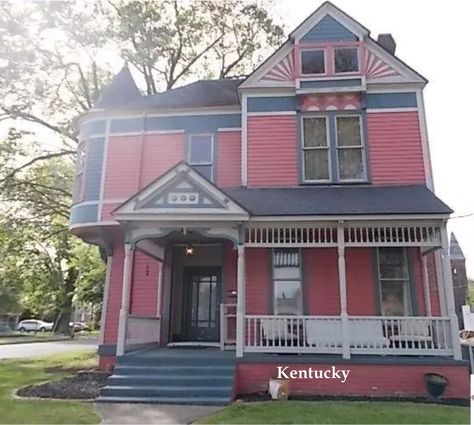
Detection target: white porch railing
<box><xmin>125</xmin><ymin>315</ymin><xmax>160</xmax><ymax>353</ymax></box>
<box><xmin>244</xmin><ymin>315</ymin><xmax>453</xmax><ymax>356</ymax></box>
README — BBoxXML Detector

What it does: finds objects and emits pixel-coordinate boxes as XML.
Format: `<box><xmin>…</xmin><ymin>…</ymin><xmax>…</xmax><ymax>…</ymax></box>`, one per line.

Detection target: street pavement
<box><xmin>0</xmin><ymin>337</ymin><xmax>97</xmax><ymax>359</ymax></box>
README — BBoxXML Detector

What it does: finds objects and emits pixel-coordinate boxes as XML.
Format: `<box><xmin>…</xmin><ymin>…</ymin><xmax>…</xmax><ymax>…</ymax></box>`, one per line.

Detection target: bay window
<box><xmin>301</xmin><ymin>113</ymin><xmax>366</xmax><ymax>183</ymax></box>
<box><xmin>377</xmin><ymin>247</ymin><xmax>413</xmax><ymax>316</ymax></box>
<box><xmin>73</xmin><ymin>142</ymin><xmax>86</xmax><ymax>203</ymax></box>
<box><xmin>273</xmin><ymin>249</ymin><xmax>303</xmax><ymax>315</ymax></box>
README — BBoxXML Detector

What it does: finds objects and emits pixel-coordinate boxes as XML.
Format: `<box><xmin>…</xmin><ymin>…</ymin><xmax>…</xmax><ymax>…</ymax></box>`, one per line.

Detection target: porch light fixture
<box><xmin>185</xmin><ymin>244</ymin><xmax>195</xmax><ymax>256</ymax></box>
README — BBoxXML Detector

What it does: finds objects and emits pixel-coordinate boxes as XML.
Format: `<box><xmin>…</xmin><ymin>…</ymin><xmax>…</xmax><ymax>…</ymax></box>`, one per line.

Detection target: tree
<box><xmin>0</xmin><ymin>0</ymin><xmax>283</xmax><ymax>331</ymax></box>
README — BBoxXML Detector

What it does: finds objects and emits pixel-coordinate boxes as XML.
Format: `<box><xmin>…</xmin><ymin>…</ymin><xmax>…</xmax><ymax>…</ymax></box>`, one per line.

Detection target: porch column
<box><xmin>98</xmin><ymin>254</ymin><xmax>113</xmax><ymax>346</ymax></box>
<box><xmin>439</xmin><ymin>223</ymin><xmax>462</xmax><ymax>360</ymax></box>
<box><xmin>236</xmin><ymin>244</ymin><xmax>246</xmax><ymax>358</ymax></box>
<box><xmin>116</xmin><ymin>243</ymin><xmax>133</xmax><ymax>356</ymax></box>
<box><xmin>420</xmin><ymin>250</ymin><xmax>432</xmax><ymax>317</ymax></box>
<box><xmin>337</xmin><ymin>224</ymin><xmax>350</xmax><ymax>359</ymax></box>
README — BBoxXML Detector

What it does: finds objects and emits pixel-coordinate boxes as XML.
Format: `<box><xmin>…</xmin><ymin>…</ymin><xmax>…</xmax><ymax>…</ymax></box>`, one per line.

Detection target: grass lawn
<box><xmin>0</xmin><ymin>331</ymin><xmax>99</xmax><ymax>345</ymax></box>
<box><xmin>201</xmin><ymin>400</ymin><xmax>469</xmax><ymax>424</ymax></box>
<box><xmin>0</xmin><ymin>351</ymin><xmax>100</xmax><ymax>424</ymax></box>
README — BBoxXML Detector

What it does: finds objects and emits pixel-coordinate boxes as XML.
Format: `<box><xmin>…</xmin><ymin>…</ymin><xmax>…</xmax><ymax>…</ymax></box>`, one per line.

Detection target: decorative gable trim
<box><xmin>299</xmin><ymin>14</ymin><xmax>358</xmax><ymax>43</ymax></box>
<box><xmin>113</xmin><ymin>162</ymin><xmax>249</xmax><ymax>222</ymax></box>
<box><xmin>261</xmin><ymin>52</ymin><xmax>295</xmax><ymax>82</ymax></box>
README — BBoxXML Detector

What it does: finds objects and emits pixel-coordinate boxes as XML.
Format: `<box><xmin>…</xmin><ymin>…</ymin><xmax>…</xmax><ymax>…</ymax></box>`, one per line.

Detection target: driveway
<box><xmin>0</xmin><ymin>338</ymin><xmax>97</xmax><ymax>359</ymax></box>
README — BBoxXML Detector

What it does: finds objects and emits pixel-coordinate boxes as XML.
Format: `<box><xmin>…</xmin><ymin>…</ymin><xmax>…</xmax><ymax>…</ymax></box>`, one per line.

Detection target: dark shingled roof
<box><xmin>224</xmin><ymin>185</ymin><xmax>452</xmax><ymax>216</ymax></box>
<box><xmin>126</xmin><ymin>78</ymin><xmax>243</xmax><ymax>110</ymax></box>
<box><xmin>94</xmin><ymin>65</ymin><xmax>141</xmax><ymax>109</ymax></box>
<box><xmin>450</xmin><ymin>233</ymin><xmax>465</xmax><ymax>260</ymax></box>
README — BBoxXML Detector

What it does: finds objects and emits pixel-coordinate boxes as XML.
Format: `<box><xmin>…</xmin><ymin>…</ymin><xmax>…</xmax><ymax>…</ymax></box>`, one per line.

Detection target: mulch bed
<box><xmin>237</xmin><ymin>392</ymin><xmax>469</xmax><ymax>407</ymax></box>
<box><xmin>17</xmin><ymin>371</ymin><xmax>110</xmax><ymax>400</ymax></box>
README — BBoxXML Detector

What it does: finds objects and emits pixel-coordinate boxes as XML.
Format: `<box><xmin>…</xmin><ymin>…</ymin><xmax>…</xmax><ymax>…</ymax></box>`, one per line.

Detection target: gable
<box><xmin>365</xmin><ymin>47</ymin><xmax>401</xmax><ymax>79</ymax></box>
<box><xmin>300</xmin><ymin>15</ymin><xmax>357</xmax><ymax>42</ymax></box>
<box><xmin>113</xmin><ymin>162</ymin><xmax>249</xmax><ymax>221</ymax></box>
<box><xmin>261</xmin><ymin>52</ymin><xmax>295</xmax><ymax>82</ymax></box>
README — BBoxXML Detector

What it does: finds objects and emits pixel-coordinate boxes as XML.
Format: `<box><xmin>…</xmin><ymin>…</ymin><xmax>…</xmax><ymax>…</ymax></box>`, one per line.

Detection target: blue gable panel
<box><xmin>301</xmin><ymin>15</ymin><xmax>357</xmax><ymax>42</ymax></box>
<box><xmin>247</xmin><ymin>97</ymin><xmax>297</xmax><ymax>112</ymax></box>
<box><xmin>145</xmin><ymin>114</ymin><xmax>241</xmax><ymax>132</ymax></box>
<box><xmin>300</xmin><ymin>78</ymin><xmax>362</xmax><ymax>89</ymax></box>
<box><xmin>83</xmin><ymin>137</ymin><xmax>105</xmax><ymax>202</ymax></box>
<box><xmin>110</xmin><ymin>117</ymin><xmax>143</xmax><ymax>134</ymax></box>
<box><xmin>70</xmin><ymin>204</ymin><xmax>99</xmax><ymax>225</ymax></box>
<box><xmin>365</xmin><ymin>93</ymin><xmax>418</xmax><ymax>109</ymax></box>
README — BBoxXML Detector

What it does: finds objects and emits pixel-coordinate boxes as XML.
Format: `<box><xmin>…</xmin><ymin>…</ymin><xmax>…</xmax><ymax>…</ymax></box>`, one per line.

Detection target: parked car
<box><xmin>69</xmin><ymin>321</ymin><xmax>89</xmax><ymax>332</ymax></box>
<box><xmin>17</xmin><ymin>319</ymin><xmax>53</xmax><ymax>333</ymax></box>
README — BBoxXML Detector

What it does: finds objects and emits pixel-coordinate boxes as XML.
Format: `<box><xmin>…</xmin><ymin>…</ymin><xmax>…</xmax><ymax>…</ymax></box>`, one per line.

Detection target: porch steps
<box><xmin>98</xmin><ymin>350</ymin><xmax>236</xmax><ymax>405</ymax></box>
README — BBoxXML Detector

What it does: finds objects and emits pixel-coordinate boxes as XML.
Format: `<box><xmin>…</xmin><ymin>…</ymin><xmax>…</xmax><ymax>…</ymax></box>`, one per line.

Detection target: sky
<box><xmin>271</xmin><ymin>0</ymin><xmax>474</xmax><ymax>277</ymax></box>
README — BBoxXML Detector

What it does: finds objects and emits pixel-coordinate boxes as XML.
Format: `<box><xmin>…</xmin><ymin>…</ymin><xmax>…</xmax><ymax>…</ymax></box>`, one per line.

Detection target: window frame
<box><xmin>301</xmin><ymin>115</ymin><xmax>332</xmax><ymax>183</ymax></box>
<box><xmin>376</xmin><ymin>247</ymin><xmax>413</xmax><ymax>316</ymax></box>
<box><xmin>272</xmin><ymin>248</ymin><xmax>303</xmax><ymax>316</ymax></box>
<box><xmin>334</xmin><ymin>114</ymin><xmax>367</xmax><ymax>182</ymax></box>
<box><xmin>187</xmin><ymin>133</ymin><xmax>215</xmax><ymax>181</ymax></box>
<box><xmin>73</xmin><ymin>141</ymin><xmax>87</xmax><ymax>203</ymax></box>
<box><xmin>333</xmin><ymin>47</ymin><xmax>360</xmax><ymax>74</ymax></box>
<box><xmin>300</xmin><ymin>48</ymin><xmax>327</xmax><ymax>77</ymax></box>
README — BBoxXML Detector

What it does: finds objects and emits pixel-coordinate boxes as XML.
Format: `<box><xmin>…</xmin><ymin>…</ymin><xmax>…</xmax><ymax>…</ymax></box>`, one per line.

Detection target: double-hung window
<box><xmin>273</xmin><ymin>249</ymin><xmax>303</xmax><ymax>315</ymax></box>
<box><xmin>302</xmin><ymin>114</ymin><xmax>366</xmax><ymax>183</ymax></box>
<box><xmin>302</xmin><ymin>117</ymin><xmax>330</xmax><ymax>182</ymax></box>
<box><xmin>336</xmin><ymin>116</ymin><xmax>365</xmax><ymax>181</ymax></box>
<box><xmin>377</xmin><ymin>247</ymin><xmax>412</xmax><ymax>316</ymax></box>
<box><xmin>188</xmin><ymin>134</ymin><xmax>214</xmax><ymax>181</ymax></box>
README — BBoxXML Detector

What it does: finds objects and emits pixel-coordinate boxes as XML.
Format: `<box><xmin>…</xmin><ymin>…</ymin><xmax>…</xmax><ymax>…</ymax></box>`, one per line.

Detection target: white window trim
<box><xmin>333</xmin><ymin>46</ymin><xmax>360</xmax><ymax>75</ymax></box>
<box><xmin>74</xmin><ymin>141</ymin><xmax>87</xmax><ymax>203</ymax></box>
<box><xmin>301</xmin><ymin>115</ymin><xmax>332</xmax><ymax>183</ymax></box>
<box><xmin>272</xmin><ymin>248</ymin><xmax>303</xmax><ymax>316</ymax></box>
<box><xmin>300</xmin><ymin>48</ymin><xmax>328</xmax><ymax>77</ymax></box>
<box><xmin>377</xmin><ymin>247</ymin><xmax>413</xmax><ymax>316</ymax></box>
<box><xmin>188</xmin><ymin>133</ymin><xmax>215</xmax><ymax>181</ymax></box>
<box><xmin>334</xmin><ymin>114</ymin><xmax>367</xmax><ymax>183</ymax></box>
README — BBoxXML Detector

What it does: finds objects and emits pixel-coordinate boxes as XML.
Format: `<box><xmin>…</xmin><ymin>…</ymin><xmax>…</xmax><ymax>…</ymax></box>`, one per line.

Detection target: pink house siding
<box><xmin>100</xmin><ymin>203</ymin><xmax>120</xmax><ymax>222</ymax></box>
<box><xmin>129</xmin><ymin>251</ymin><xmax>160</xmax><ymax>316</ymax></box>
<box><xmin>139</xmin><ymin>134</ymin><xmax>185</xmax><ymax>188</ymax></box>
<box><xmin>247</xmin><ymin>116</ymin><xmax>298</xmax><ymax>187</ymax></box>
<box><xmin>245</xmin><ymin>248</ymin><xmax>270</xmax><ymax>314</ymax></box>
<box><xmin>367</xmin><ymin>112</ymin><xmax>426</xmax><ymax>185</ymax></box>
<box><xmin>103</xmin><ymin>136</ymin><xmax>141</xmax><ymax>199</ymax></box>
<box><xmin>303</xmin><ymin>248</ymin><xmax>340</xmax><ymax>315</ymax></box>
<box><xmin>346</xmin><ymin>248</ymin><xmax>377</xmax><ymax>315</ymax></box>
<box><xmin>216</xmin><ymin>131</ymin><xmax>241</xmax><ymax>187</ymax></box>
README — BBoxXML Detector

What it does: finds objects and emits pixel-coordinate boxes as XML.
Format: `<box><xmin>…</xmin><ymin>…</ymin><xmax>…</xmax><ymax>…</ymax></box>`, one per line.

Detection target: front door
<box><xmin>183</xmin><ymin>267</ymin><xmax>221</xmax><ymax>342</ymax></box>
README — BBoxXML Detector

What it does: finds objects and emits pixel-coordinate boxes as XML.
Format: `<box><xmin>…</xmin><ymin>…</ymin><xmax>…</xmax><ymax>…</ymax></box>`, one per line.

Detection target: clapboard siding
<box><xmin>246</xmin><ymin>248</ymin><xmax>270</xmax><ymax>314</ymax></box>
<box><xmin>139</xmin><ymin>133</ymin><xmax>185</xmax><ymax>188</ymax></box>
<box><xmin>300</xmin><ymin>15</ymin><xmax>357</xmax><ymax>42</ymax></box>
<box><xmin>216</xmin><ymin>131</ymin><xmax>241</xmax><ymax>187</ymax></box>
<box><xmin>303</xmin><ymin>248</ymin><xmax>340</xmax><ymax>315</ymax></box>
<box><xmin>130</xmin><ymin>251</ymin><xmax>160</xmax><ymax>316</ymax></box>
<box><xmin>247</xmin><ymin>116</ymin><xmax>298</xmax><ymax>187</ymax></box>
<box><xmin>103</xmin><ymin>136</ymin><xmax>141</xmax><ymax>199</ymax></box>
<box><xmin>367</xmin><ymin>112</ymin><xmax>426</xmax><ymax>185</ymax></box>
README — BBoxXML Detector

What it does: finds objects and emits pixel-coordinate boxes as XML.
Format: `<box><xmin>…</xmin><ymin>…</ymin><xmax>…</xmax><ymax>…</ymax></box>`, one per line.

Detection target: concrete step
<box><xmin>114</xmin><ymin>365</ymin><xmax>235</xmax><ymax>376</ymax></box>
<box><xmin>101</xmin><ymin>385</ymin><xmax>232</xmax><ymax>399</ymax></box>
<box><xmin>118</xmin><ymin>356</ymin><xmax>234</xmax><ymax>367</ymax></box>
<box><xmin>97</xmin><ymin>395</ymin><xmax>229</xmax><ymax>405</ymax></box>
<box><xmin>108</xmin><ymin>374</ymin><xmax>234</xmax><ymax>386</ymax></box>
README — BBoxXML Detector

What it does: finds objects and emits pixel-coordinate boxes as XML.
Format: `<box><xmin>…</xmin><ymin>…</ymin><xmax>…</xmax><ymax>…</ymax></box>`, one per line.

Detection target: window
<box><xmin>301</xmin><ymin>114</ymin><xmax>366</xmax><ymax>183</ymax></box>
<box><xmin>302</xmin><ymin>117</ymin><xmax>330</xmax><ymax>181</ymax></box>
<box><xmin>73</xmin><ymin>142</ymin><xmax>86</xmax><ymax>203</ymax></box>
<box><xmin>335</xmin><ymin>116</ymin><xmax>364</xmax><ymax>181</ymax></box>
<box><xmin>377</xmin><ymin>248</ymin><xmax>412</xmax><ymax>316</ymax></box>
<box><xmin>334</xmin><ymin>48</ymin><xmax>359</xmax><ymax>73</ymax></box>
<box><xmin>301</xmin><ymin>50</ymin><xmax>325</xmax><ymax>75</ymax></box>
<box><xmin>273</xmin><ymin>250</ymin><xmax>303</xmax><ymax>315</ymax></box>
<box><xmin>188</xmin><ymin>134</ymin><xmax>214</xmax><ymax>181</ymax></box>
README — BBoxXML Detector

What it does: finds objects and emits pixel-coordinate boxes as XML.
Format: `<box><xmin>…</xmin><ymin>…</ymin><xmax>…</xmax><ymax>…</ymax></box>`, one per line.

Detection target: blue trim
<box><xmin>70</xmin><ymin>204</ymin><xmax>99</xmax><ymax>224</ymax></box>
<box><xmin>83</xmin><ymin>137</ymin><xmax>105</xmax><ymax>201</ymax></box>
<box><xmin>247</xmin><ymin>97</ymin><xmax>297</xmax><ymax>113</ymax></box>
<box><xmin>81</xmin><ymin>120</ymin><xmax>106</xmax><ymax>138</ymax></box>
<box><xmin>301</xmin><ymin>15</ymin><xmax>357</xmax><ymax>42</ymax></box>
<box><xmin>300</xmin><ymin>78</ymin><xmax>362</xmax><ymax>89</ymax></box>
<box><xmin>145</xmin><ymin>114</ymin><xmax>241</xmax><ymax>132</ymax></box>
<box><xmin>365</xmin><ymin>92</ymin><xmax>418</xmax><ymax>109</ymax></box>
